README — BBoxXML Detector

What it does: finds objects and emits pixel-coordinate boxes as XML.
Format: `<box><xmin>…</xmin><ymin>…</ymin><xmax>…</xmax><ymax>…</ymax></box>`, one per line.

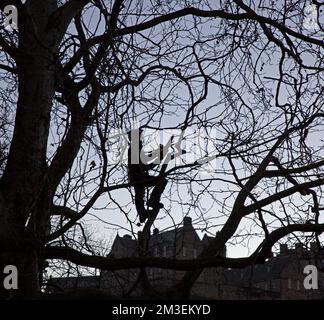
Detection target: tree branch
<box><xmin>0</xmin><ymin>63</ymin><xmax>17</xmax><ymax>73</ymax></box>
<box><xmin>44</xmin><ymin>223</ymin><xmax>324</xmax><ymax>271</ymax></box>
<box><xmin>47</xmin><ymin>0</ymin><xmax>91</xmax><ymax>42</ymax></box>
<box><xmin>51</xmin><ymin>205</ymin><xmax>79</xmax><ymax>220</ymax></box>
<box><xmin>244</xmin><ymin>178</ymin><xmax>324</xmax><ymax>214</ymax></box>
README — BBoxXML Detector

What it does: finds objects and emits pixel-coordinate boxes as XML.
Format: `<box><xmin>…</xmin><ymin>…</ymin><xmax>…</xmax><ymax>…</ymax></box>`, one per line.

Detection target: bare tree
<box><xmin>1</xmin><ymin>0</ymin><xmax>324</xmax><ymax>299</ymax></box>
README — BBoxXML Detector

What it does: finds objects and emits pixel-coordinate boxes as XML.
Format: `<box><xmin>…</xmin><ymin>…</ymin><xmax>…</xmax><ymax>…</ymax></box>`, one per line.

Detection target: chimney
<box><xmin>183</xmin><ymin>216</ymin><xmax>192</xmax><ymax>227</ymax></box>
<box><xmin>153</xmin><ymin>228</ymin><xmax>159</xmax><ymax>235</ymax></box>
<box><xmin>280</xmin><ymin>244</ymin><xmax>288</xmax><ymax>254</ymax></box>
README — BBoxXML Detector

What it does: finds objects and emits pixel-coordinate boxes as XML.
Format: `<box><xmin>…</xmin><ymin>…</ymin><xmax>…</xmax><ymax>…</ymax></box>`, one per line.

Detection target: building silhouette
<box><xmin>47</xmin><ymin>217</ymin><xmax>324</xmax><ymax>299</ymax></box>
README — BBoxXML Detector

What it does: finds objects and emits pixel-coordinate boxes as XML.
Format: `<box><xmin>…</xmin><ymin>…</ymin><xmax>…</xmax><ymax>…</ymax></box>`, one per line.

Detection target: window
<box><xmin>183</xmin><ymin>247</ymin><xmax>187</xmax><ymax>257</ymax></box>
<box><xmin>163</xmin><ymin>246</ymin><xmax>167</xmax><ymax>257</ymax></box>
<box><xmin>297</xmin><ymin>280</ymin><xmax>300</xmax><ymax>291</ymax></box>
<box><xmin>288</xmin><ymin>279</ymin><xmax>292</xmax><ymax>289</ymax></box>
<box><xmin>193</xmin><ymin>249</ymin><xmax>198</xmax><ymax>259</ymax></box>
<box><xmin>154</xmin><ymin>247</ymin><xmax>158</xmax><ymax>257</ymax></box>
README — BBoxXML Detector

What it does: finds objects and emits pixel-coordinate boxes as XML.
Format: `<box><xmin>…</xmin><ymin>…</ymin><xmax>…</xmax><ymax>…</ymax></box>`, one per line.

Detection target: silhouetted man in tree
<box><xmin>127</xmin><ymin>129</ymin><xmax>168</xmax><ymax>223</ymax></box>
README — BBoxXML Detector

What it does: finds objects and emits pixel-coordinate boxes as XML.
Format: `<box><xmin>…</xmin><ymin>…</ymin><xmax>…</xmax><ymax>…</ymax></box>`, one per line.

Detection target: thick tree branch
<box><xmin>244</xmin><ymin>178</ymin><xmax>324</xmax><ymax>214</ymax></box>
<box><xmin>0</xmin><ymin>36</ymin><xmax>18</xmax><ymax>60</ymax></box>
<box><xmin>47</xmin><ymin>0</ymin><xmax>90</xmax><ymax>45</ymax></box>
<box><xmin>47</xmin><ymin>84</ymin><xmax>100</xmax><ymax>191</ymax></box>
<box><xmin>264</xmin><ymin>159</ymin><xmax>324</xmax><ymax>177</ymax></box>
<box><xmin>44</xmin><ymin>223</ymin><xmax>324</xmax><ymax>271</ymax></box>
<box><xmin>0</xmin><ymin>63</ymin><xmax>16</xmax><ymax>73</ymax></box>
<box><xmin>51</xmin><ymin>205</ymin><xmax>79</xmax><ymax>220</ymax></box>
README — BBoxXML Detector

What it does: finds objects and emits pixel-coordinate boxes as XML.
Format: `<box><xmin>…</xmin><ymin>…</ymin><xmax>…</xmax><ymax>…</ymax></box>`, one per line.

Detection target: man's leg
<box><xmin>147</xmin><ymin>178</ymin><xmax>167</xmax><ymax>209</ymax></box>
<box><xmin>134</xmin><ymin>185</ymin><xmax>148</xmax><ymax>223</ymax></box>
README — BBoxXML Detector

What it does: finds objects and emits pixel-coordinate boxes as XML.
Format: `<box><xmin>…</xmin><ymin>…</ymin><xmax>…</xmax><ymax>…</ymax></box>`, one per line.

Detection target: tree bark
<box><xmin>0</xmin><ymin>1</ymin><xmax>60</xmax><ymax>299</ymax></box>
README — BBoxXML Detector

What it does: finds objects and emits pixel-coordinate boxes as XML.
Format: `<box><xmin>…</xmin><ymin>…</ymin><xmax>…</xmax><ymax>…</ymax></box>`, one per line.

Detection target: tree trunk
<box><xmin>0</xmin><ymin>2</ymin><xmax>59</xmax><ymax>299</ymax></box>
